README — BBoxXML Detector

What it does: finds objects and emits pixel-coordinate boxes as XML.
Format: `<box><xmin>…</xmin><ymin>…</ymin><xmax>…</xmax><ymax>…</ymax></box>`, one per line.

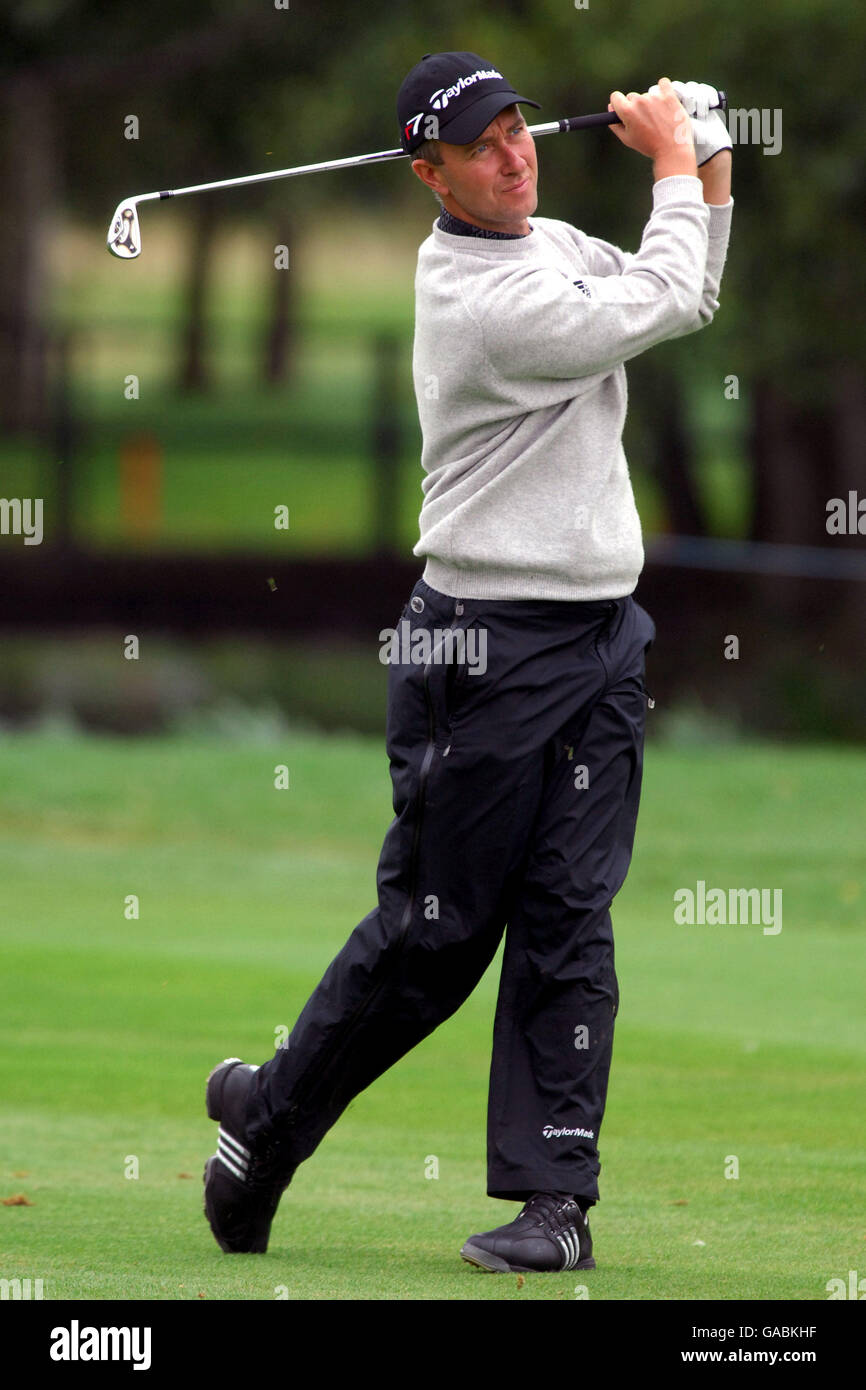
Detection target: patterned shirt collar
<box><xmin>437</xmin><ymin>207</ymin><xmax>528</xmax><ymax>240</ymax></box>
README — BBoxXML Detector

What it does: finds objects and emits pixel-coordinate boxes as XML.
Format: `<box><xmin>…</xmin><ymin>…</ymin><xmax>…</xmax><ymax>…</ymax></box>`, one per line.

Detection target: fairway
<box><xmin>0</xmin><ymin>730</ymin><xmax>863</xmax><ymax>1301</ymax></box>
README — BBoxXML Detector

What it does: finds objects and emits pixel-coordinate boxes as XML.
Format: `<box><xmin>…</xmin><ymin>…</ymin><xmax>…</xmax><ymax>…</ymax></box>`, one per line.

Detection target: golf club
<box><xmin>107</xmin><ymin>92</ymin><xmax>727</xmax><ymax>259</ymax></box>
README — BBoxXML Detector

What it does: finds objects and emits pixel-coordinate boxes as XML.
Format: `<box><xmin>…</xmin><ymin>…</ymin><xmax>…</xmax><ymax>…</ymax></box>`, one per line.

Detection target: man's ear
<box><xmin>412</xmin><ymin>159</ymin><xmax>449</xmax><ymax>198</ymax></box>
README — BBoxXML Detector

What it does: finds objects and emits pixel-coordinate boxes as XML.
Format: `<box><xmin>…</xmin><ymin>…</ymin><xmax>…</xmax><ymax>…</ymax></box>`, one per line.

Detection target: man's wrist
<box><xmin>697</xmin><ymin>148</ymin><xmax>732</xmax><ymax>205</ymax></box>
<box><xmin>652</xmin><ymin>150</ymin><xmax>698</xmax><ymax>182</ymax></box>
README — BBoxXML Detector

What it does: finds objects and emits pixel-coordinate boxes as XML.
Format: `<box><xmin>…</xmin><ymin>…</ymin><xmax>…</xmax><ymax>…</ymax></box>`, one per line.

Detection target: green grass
<box><xmin>1</xmin><ymin>731</ymin><xmax>862</xmax><ymax>1300</ymax></box>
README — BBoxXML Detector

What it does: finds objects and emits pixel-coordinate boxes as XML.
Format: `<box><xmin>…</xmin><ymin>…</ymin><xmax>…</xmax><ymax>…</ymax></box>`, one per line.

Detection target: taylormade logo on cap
<box><xmin>396</xmin><ymin>50</ymin><xmax>540</xmax><ymax>154</ymax></box>
<box><xmin>429</xmin><ymin>68</ymin><xmax>503</xmax><ymax>110</ymax></box>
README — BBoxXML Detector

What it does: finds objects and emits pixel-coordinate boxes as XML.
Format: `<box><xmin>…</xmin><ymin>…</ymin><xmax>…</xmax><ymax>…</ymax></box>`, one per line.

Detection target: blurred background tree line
<box><xmin>1</xmin><ymin>0</ymin><xmax>864</xmax><ymax>738</ymax></box>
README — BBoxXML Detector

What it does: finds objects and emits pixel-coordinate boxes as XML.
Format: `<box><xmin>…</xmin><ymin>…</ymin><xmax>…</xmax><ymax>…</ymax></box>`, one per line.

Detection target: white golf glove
<box><xmin>650</xmin><ymin>80</ymin><xmax>732</xmax><ymax>166</ymax></box>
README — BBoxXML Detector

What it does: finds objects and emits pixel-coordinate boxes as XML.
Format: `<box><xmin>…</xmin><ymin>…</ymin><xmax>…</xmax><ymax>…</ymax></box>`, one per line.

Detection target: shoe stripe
<box><xmin>216</xmin><ymin>1145</ymin><xmax>248</xmax><ymax>1182</ymax></box>
<box><xmin>218</xmin><ymin>1127</ymin><xmax>251</xmax><ymax>1161</ymax></box>
<box><xmin>217</xmin><ymin>1144</ymin><xmax>249</xmax><ymax>1176</ymax></box>
<box><xmin>217</xmin><ymin>1131</ymin><xmax>250</xmax><ymax>1179</ymax></box>
<box><xmin>217</xmin><ymin>1137</ymin><xmax>249</xmax><ymax>1171</ymax></box>
<box><xmin>555</xmin><ymin>1234</ymin><xmax>571</xmax><ymax>1270</ymax></box>
<box><xmin>559</xmin><ymin>1226</ymin><xmax>580</xmax><ymax>1270</ymax></box>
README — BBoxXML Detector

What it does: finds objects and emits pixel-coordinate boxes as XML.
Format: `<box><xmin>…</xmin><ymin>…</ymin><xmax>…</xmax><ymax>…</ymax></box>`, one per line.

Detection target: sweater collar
<box><xmin>436</xmin><ymin>207</ymin><xmax>528</xmax><ymax>240</ymax></box>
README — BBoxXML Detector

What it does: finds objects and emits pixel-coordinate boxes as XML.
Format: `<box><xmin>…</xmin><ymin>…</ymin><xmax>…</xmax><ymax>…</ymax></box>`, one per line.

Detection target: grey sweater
<box><xmin>411</xmin><ymin>175</ymin><xmax>733</xmax><ymax>600</ymax></box>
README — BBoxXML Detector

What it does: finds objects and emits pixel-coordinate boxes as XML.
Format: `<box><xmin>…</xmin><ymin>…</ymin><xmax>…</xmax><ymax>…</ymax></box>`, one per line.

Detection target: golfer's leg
<box><xmin>486</xmin><ymin>598</ymin><xmax>654</xmax><ymax>1204</ymax></box>
<box><xmin>245</xmin><ymin>583</ymin><xmax>532</xmax><ymax>1161</ymax></box>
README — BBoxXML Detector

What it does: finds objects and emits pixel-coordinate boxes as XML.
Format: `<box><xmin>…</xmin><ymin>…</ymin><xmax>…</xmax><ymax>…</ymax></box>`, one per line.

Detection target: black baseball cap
<box><xmin>397</xmin><ymin>51</ymin><xmax>541</xmax><ymax>155</ymax></box>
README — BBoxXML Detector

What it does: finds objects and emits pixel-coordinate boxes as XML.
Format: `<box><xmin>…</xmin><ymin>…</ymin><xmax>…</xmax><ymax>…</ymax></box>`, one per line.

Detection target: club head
<box><xmin>107</xmin><ymin>199</ymin><xmax>142</xmax><ymax>259</ymax></box>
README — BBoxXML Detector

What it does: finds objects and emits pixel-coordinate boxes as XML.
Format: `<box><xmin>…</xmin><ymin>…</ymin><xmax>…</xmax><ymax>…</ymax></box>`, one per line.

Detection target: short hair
<box><xmin>413</xmin><ymin>138</ymin><xmax>444</xmax><ymax>166</ymax></box>
<box><xmin>412</xmin><ymin>139</ymin><xmax>445</xmax><ymax>206</ymax></box>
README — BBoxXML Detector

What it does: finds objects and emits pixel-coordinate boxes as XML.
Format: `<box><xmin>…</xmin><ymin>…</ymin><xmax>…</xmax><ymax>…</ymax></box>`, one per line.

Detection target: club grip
<box><xmin>560</xmin><ymin>89</ymin><xmax>728</xmax><ymax>132</ymax></box>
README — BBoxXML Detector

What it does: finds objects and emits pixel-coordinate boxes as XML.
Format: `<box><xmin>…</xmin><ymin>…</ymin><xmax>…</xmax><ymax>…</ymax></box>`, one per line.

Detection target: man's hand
<box><xmin>651</xmin><ymin>80</ymin><xmax>733</xmax><ymax>167</ymax></box>
<box><xmin>608</xmin><ymin>77</ymin><xmax>697</xmax><ymax>182</ymax></box>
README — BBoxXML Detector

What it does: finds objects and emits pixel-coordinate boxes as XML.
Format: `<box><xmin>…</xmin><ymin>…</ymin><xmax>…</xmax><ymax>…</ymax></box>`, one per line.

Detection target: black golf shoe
<box><xmin>203</xmin><ymin>1058</ymin><xmax>294</xmax><ymax>1254</ymax></box>
<box><xmin>460</xmin><ymin>1192</ymin><xmax>596</xmax><ymax>1272</ymax></box>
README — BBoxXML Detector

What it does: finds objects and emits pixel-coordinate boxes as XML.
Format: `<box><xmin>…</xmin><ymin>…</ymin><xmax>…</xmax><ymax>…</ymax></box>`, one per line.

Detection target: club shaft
<box><xmin>129</xmin><ymin>94</ymin><xmax>728</xmax><ymax>208</ymax></box>
<box><xmin>137</xmin><ymin>146</ymin><xmax>412</xmax><ymax>206</ymax></box>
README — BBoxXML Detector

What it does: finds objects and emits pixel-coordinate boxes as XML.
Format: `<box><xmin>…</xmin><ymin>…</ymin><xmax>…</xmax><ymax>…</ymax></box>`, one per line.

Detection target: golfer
<box><xmin>203</xmin><ymin>52</ymin><xmax>733</xmax><ymax>1273</ymax></box>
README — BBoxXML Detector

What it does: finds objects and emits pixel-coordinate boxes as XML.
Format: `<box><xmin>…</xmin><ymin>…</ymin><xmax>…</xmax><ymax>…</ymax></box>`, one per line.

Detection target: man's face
<box><xmin>413</xmin><ymin>105</ymin><xmax>538</xmax><ymax>234</ymax></box>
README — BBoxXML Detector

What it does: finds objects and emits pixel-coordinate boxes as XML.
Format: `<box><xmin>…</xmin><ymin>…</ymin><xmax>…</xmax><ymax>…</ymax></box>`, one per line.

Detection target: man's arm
<box><xmin>685</xmin><ymin>149</ymin><xmax>733</xmax><ymax>329</ymax></box>
<box><xmin>465</xmin><ymin>79</ymin><xmax>737</xmax><ymax>387</ymax></box>
<box><xmin>562</xmin><ymin>147</ymin><xmax>731</xmax><ymax>273</ymax></box>
<box><xmin>698</xmin><ymin>148</ymin><xmax>732</xmax><ymax>206</ymax></box>
<box><xmin>573</xmin><ymin>81</ymin><xmax>732</xmax><ymax>268</ymax></box>
<box><xmin>571</xmin><ymin>115</ymin><xmax>732</xmax><ymax>329</ymax></box>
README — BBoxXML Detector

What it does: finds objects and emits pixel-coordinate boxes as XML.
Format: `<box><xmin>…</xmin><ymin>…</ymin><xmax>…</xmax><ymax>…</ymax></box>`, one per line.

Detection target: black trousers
<box><xmin>247</xmin><ymin>576</ymin><xmax>655</xmax><ymax>1205</ymax></box>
